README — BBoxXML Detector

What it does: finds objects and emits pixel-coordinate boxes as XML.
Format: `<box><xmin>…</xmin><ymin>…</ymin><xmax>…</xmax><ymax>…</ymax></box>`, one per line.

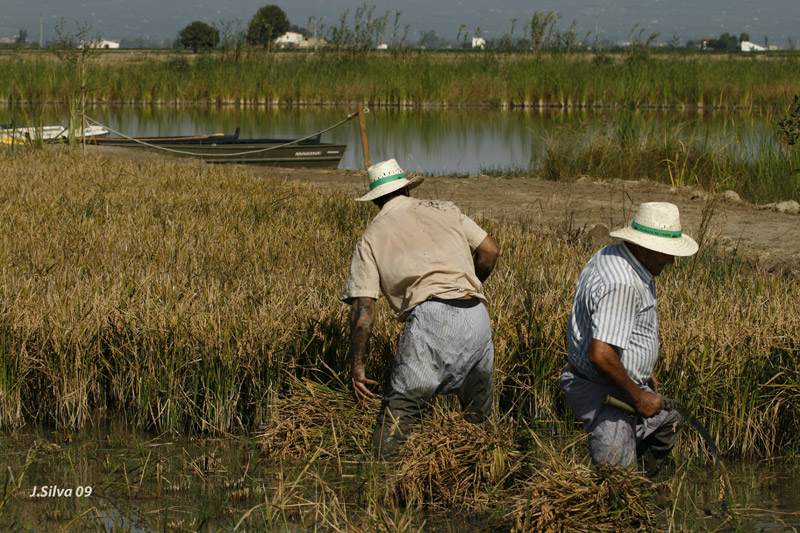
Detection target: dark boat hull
<box><xmin>89</xmin><ymin>132</ymin><xmax>346</xmax><ymax>168</ymax></box>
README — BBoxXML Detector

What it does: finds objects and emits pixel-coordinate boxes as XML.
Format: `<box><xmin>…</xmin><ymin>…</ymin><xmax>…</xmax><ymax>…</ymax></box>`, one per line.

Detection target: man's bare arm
<box><xmin>589</xmin><ymin>339</ymin><xmax>664</xmax><ymax>417</ymax></box>
<box><xmin>473</xmin><ymin>235</ymin><xmax>500</xmax><ymax>283</ymax></box>
<box><xmin>349</xmin><ymin>297</ymin><xmax>378</xmax><ymax>402</ymax></box>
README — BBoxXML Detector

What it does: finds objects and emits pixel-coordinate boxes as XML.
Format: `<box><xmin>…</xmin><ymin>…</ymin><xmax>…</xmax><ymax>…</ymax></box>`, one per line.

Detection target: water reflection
<box><xmin>1</xmin><ymin>105</ymin><xmax>781</xmax><ymax>175</ymax></box>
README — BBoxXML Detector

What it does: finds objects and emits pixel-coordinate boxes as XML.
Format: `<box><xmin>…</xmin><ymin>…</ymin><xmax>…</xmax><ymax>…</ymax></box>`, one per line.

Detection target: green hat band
<box><xmin>369</xmin><ymin>172</ymin><xmax>405</xmax><ymax>190</ymax></box>
<box><xmin>632</xmin><ymin>220</ymin><xmax>682</xmax><ymax>239</ymax></box>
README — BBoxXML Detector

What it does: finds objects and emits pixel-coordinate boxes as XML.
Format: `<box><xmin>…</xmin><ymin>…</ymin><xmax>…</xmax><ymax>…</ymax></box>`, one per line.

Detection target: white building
<box><xmin>93</xmin><ymin>40</ymin><xmax>120</xmax><ymax>49</ymax></box>
<box><xmin>79</xmin><ymin>39</ymin><xmax>120</xmax><ymax>49</ymax></box>
<box><xmin>276</xmin><ymin>31</ymin><xmax>304</xmax><ymax>48</ymax></box>
<box><xmin>740</xmin><ymin>41</ymin><xmax>766</xmax><ymax>52</ymax></box>
<box><xmin>471</xmin><ymin>37</ymin><xmax>486</xmax><ymax>50</ymax></box>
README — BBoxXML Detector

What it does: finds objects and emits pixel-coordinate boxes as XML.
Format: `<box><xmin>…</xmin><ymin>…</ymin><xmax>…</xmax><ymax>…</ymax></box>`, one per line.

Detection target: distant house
<box><xmin>741</xmin><ymin>41</ymin><xmax>767</xmax><ymax>52</ymax></box>
<box><xmin>376</xmin><ymin>43</ymin><xmax>389</xmax><ymax>50</ymax></box>
<box><xmin>79</xmin><ymin>39</ymin><xmax>120</xmax><ymax>49</ymax></box>
<box><xmin>275</xmin><ymin>31</ymin><xmax>329</xmax><ymax>50</ymax></box>
<box><xmin>472</xmin><ymin>37</ymin><xmax>486</xmax><ymax>50</ymax></box>
<box><xmin>276</xmin><ymin>31</ymin><xmax>304</xmax><ymax>48</ymax></box>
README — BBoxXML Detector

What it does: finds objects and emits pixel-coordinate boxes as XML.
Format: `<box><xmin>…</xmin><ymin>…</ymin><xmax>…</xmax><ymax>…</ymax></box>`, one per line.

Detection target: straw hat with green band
<box><xmin>356</xmin><ymin>159</ymin><xmax>424</xmax><ymax>202</ymax></box>
<box><xmin>609</xmin><ymin>202</ymin><xmax>698</xmax><ymax>256</ymax></box>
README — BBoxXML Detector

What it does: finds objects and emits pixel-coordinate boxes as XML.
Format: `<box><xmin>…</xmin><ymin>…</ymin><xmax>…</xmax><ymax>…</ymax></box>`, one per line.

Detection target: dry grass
<box><xmin>511</xmin><ymin>460</ymin><xmax>659</xmax><ymax>532</ymax></box>
<box><xmin>258</xmin><ymin>376</ymin><xmax>378</xmax><ymax>460</ymax></box>
<box><xmin>2</xmin><ymin>148</ymin><xmax>796</xmax><ymax>530</ymax></box>
<box><xmin>254</xmin><ymin>376</ymin><xmax>662</xmax><ymax>530</ymax></box>
<box><xmin>390</xmin><ymin>405</ymin><xmax>523</xmax><ymax>510</ymax></box>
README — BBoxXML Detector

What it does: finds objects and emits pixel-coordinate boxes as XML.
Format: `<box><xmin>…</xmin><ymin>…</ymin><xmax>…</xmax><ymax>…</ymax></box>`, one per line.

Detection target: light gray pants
<box><xmin>560</xmin><ymin>364</ymin><xmax>684</xmax><ymax>477</ymax></box>
<box><xmin>373</xmin><ymin>298</ymin><xmax>494</xmax><ymax>458</ymax></box>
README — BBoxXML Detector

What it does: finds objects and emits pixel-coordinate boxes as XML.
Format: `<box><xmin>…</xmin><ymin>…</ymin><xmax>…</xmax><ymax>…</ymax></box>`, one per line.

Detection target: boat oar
<box><xmin>603</xmin><ymin>393</ymin><xmax>733</xmax><ymax>517</ymax></box>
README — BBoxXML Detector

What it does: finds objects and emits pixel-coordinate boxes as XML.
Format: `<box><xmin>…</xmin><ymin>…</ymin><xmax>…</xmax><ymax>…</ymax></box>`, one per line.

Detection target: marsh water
<box><xmin>1</xmin><ymin>420</ymin><xmax>798</xmax><ymax>531</ymax></box>
<box><xmin>2</xmin><ymin>104</ymin><xmax>782</xmax><ymax>175</ymax></box>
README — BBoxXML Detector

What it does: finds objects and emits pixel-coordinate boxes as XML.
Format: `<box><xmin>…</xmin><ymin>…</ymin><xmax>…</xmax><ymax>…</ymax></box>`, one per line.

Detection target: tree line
<box><xmin>2</xmin><ymin>5</ymin><xmax>788</xmax><ymax>53</ymax></box>
<box><xmin>176</xmin><ymin>7</ymin><xmax>784</xmax><ymax>54</ymax></box>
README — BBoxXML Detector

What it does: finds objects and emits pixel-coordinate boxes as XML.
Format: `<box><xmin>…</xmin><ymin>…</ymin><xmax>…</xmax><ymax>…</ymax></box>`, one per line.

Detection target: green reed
<box><xmin>2</xmin><ymin>49</ymin><xmax>799</xmax><ymax>108</ymax></box>
<box><xmin>496</xmin><ymin>110</ymin><xmax>800</xmax><ymax>204</ymax></box>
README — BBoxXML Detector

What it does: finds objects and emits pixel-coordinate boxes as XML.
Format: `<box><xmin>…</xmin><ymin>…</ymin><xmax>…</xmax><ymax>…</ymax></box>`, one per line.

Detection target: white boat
<box><xmin>0</xmin><ymin>124</ymin><xmax>110</xmax><ymax>144</ymax></box>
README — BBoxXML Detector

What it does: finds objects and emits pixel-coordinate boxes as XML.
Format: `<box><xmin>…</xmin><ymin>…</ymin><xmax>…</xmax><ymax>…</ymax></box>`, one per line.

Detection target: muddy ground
<box><xmin>87</xmin><ymin>146</ymin><xmax>800</xmax><ymax>275</ymax></box>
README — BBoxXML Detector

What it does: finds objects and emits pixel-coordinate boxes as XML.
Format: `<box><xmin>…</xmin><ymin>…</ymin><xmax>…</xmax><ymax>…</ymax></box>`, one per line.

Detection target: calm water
<box><xmin>2</xmin><ymin>105</ymin><xmax>781</xmax><ymax>175</ymax></box>
<box><xmin>1</xmin><ymin>422</ymin><xmax>798</xmax><ymax>531</ymax></box>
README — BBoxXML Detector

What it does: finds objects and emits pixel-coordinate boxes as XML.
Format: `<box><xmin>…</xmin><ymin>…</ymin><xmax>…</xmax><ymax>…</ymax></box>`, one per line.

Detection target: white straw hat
<box><xmin>356</xmin><ymin>159</ymin><xmax>424</xmax><ymax>202</ymax></box>
<box><xmin>609</xmin><ymin>202</ymin><xmax>698</xmax><ymax>256</ymax></box>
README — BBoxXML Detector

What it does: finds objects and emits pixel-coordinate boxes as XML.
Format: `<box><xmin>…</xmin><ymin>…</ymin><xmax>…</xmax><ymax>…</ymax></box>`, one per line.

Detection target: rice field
<box><xmin>0</xmin><ymin>147</ymin><xmax>799</xmax><ymax>528</ymax></box>
<box><xmin>0</xmin><ymin>147</ymin><xmax>797</xmax><ymax>450</ymax></box>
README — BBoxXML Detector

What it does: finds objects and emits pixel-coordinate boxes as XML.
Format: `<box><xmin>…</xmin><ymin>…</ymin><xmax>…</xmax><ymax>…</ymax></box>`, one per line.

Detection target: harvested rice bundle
<box><xmin>390</xmin><ymin>406</ymin><xmax>524</xmax><ymax>510</ymax></box>
<box><xmin>511</xmin><ymin>456</ymin><xmax>658</xmax><ymax>532</ymax></box>
<box><xmin>258</xmin><ymin>377</ymin><xmax>378</xmax><ymax>459</ymax></box>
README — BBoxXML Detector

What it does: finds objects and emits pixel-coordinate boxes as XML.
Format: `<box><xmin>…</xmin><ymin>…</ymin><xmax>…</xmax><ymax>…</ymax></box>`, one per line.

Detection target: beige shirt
<box><xmin>342</xmin><ymin>195</ymin><xmax>488</xmax><ymax>321</ymax></box>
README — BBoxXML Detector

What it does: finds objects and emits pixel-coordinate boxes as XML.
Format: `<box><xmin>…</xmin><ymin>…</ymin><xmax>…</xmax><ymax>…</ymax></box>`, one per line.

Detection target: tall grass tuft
<box><xmin>527</xmin><ymin>111</ymin><xmax>800</xmax><ymax>204</ymax></box>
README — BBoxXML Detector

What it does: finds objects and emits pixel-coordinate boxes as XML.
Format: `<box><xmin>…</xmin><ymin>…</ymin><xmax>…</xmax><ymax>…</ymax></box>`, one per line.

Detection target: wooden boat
<box><xmin>0</xmin><ymin>124</ymin><xmax>109</xmax><ymax>144</ymax></box>
<box><xmin>88</xmin><ymin>128</ymin><xmax>347</xmax><ymax>168</ymax></box>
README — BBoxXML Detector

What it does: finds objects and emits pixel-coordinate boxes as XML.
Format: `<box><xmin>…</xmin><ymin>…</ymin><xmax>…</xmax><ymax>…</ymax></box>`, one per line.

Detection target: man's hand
<box><xmin>348</xmin><ymin>297</ymin><xmax>377</xmax><ymax>404</ymax></box>
<box><xmin>352</xmin><ymin>362</ymin><xmax>378</xmax><ymax>403</ymax></box>
<box><xmin>589</xmin><ymin>339</ymin><xmax>664</xmax><ymax>417</ymax></box>
<box><xmin>631</xmin><ymin>389</ymin><xmax>665</xmax><ymax>417</ymax></box>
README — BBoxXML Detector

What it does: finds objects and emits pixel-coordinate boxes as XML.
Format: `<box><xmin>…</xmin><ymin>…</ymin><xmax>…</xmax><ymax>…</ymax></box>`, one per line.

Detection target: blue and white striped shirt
<box><xmin>566</xmin><ymin>243</ymin><xmax>659</xmax><ymax>385</ymax></box>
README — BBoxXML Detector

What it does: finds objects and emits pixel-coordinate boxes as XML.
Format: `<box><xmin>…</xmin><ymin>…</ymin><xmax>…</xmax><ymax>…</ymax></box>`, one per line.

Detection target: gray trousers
<box><xmin>373</xmin><ymin>298</ymin><xmax>494</xmax><ymax>458</ymax></box>
<box><xmin>560</xmin><ymin>364</ymin><xmax>684</xmax><ymax>477</ymax></box>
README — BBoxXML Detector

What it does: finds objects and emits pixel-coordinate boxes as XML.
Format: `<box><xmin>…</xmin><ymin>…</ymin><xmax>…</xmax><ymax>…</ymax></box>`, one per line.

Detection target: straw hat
<box><xmin>356</xmin><ymin>159</ymin><xmax>424</xmax><ymax>202</ymax></box>
<box><xmin>609</xmin><ymin>202</ymin><xmax>698</xmax><ymax>256</ymax></box>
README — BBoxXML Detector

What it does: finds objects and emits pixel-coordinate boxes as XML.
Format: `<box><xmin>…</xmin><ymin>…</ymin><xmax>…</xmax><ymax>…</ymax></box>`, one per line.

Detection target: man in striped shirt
<box><xmin>342</xmin><ymin>159</ymin><xmax>500</xmax><ymax>459</ymax></box>
<box><xmin>560</xmin><ymin>202</ymin><xmax>698</xmax><ymax>476</ymax></box>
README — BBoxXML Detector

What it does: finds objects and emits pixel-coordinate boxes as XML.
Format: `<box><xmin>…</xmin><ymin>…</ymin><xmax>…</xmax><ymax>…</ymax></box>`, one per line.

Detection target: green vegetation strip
<box><xmin>1</xmin><ymin>50</ymin><xmax>799</xmax><ymax>108</ymax></box>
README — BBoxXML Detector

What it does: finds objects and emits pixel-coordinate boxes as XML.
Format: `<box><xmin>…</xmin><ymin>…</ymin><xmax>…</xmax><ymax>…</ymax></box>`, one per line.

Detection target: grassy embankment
<box><xmin>1</xmin><ymin>49</ymin><xmax>799</xmax><ymax>108</ymax></box>
<box><xmin>0</xmin><ymin>148</ymin><xmax>797</xmax><ymax>529</ymax></box>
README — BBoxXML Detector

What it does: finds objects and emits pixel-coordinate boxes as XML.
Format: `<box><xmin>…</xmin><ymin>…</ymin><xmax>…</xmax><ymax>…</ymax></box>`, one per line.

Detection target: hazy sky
<box><xmin>2</xmin><ymin>0</ymin><xmax>799</xmax><ymax>46</ymax></box>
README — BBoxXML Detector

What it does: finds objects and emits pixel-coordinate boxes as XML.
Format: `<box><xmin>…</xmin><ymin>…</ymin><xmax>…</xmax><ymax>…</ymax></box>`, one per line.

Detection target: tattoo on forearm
<box><xmin>349</xmin><ymin>298</ymin><xmax>375</xmax><ymax>366</ymax></box>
